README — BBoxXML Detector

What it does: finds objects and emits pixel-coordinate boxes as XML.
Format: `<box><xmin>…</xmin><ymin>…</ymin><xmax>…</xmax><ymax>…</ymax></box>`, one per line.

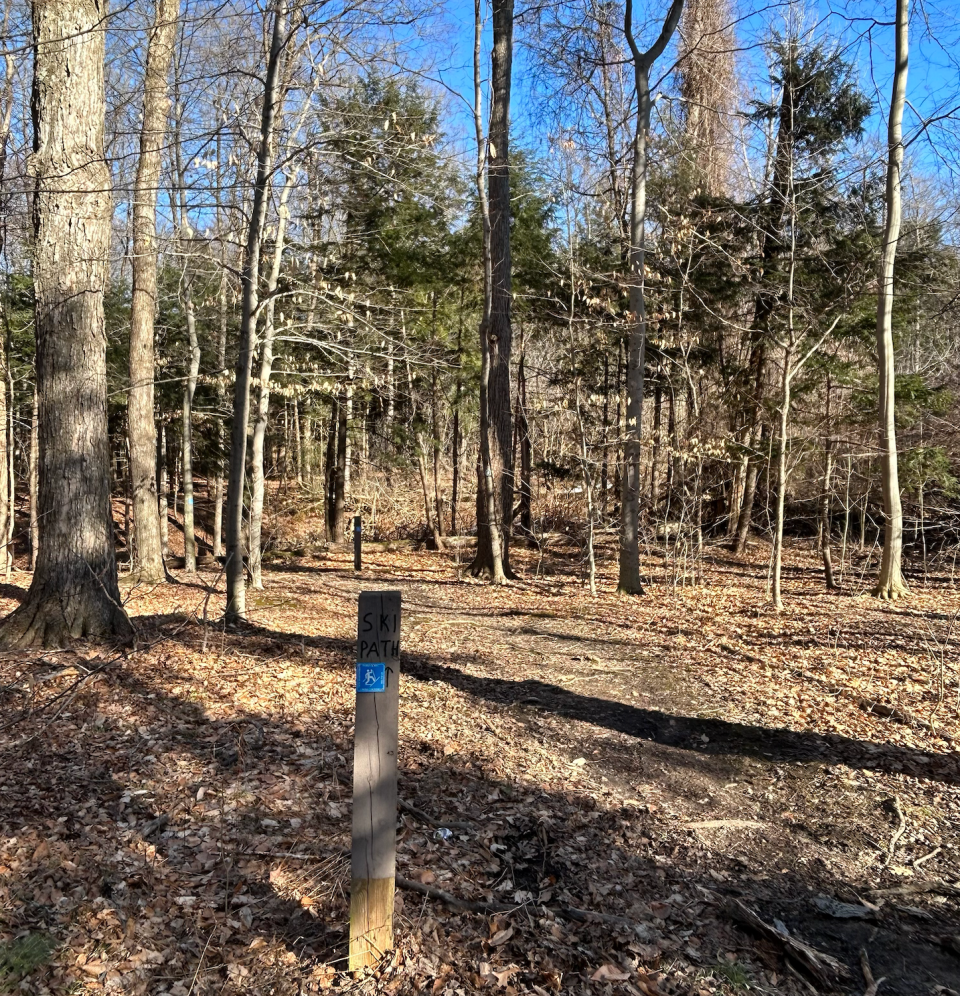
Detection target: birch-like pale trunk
<box><xmin>249</xmin><ymin>171</ymin><xmax>297</xmax><ymax>589</ymax></box>
<box><xmin>874</xmin><ymin>0</ymin><xmax>909</xmax><ymax>600</ymax></box>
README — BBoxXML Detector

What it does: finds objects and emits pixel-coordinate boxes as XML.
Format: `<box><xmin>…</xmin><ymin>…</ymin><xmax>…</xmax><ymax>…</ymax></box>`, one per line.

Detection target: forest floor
<box><xmin>1</xmin><ymin>534</ymin><xmax>960</xmax><ymax>996</ymax></box>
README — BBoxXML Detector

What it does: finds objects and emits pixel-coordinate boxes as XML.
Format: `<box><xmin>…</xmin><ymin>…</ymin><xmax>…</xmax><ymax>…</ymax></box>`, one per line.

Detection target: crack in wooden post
<box><xmin>350</xmin><ymin>590</ymin><xmax>401</xmax><ymax>972</ymax></box>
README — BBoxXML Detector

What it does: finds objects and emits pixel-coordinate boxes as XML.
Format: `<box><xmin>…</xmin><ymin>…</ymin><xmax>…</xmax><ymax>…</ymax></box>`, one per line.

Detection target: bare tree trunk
<box><xmin>0</xmin><ymin>0</ymin><xmax>13</xmax><ymax>580</ymax></box>
<box><xmin>181</xmin><ymin>279</ymin><xmax>199</xmax><ymax>571</ymax></box>
<box><xmin>5</xmin><ymin>346</ymin><xmax>13</xmax><ymax>579</ymax></box>
<box><xmin>324</xmin><ymin>395</ymin><xmax>338</xmax><ymax>540</ymax></box>
<box><xmin>770</xmin><ymin>346</ymin><xmax>791</xmax><ymax>610</ymax></box>
<box><xmin>0</xmin><ymin>340</ymin><xmax>9</xmax><ymax>578</ymax></box>
<box><xmin>293</xmin><ymin>399</ymin><xmax>302</xmax><ymax>486</ymax></box>
<box><xmin>250</xmin><ymin>168</ymin><xmax>297</xmax><ymax>589</ymax></box>
<box><xmin>331</xmin><ymin>384</ymin><xmax>347</xmax><ymax>543</ymax></box>
<box><xmin>29</xmin><ymin>384</ymin><xmax>38</xmax><ymax>571</ymax></box>
<box><xmin>874</xmin><ymin>0</ymin><xmax>909</xmax><ymax>601</ymax></box>
<box><xmin>617</xmin><ymin>0</ymin><xmax>685</xmax><ymax>595</ymax></box>
<box><xmin>470</xmin><ymin>0</ymin><xmax>514</xmax><ymax>581</ymax></box>
<box><xmin>451</xmin><ymin>308</ymin><xmax>463</xmax><ymax>535</ymax></box>
<box><xmin>1</xmin><ymin>0</ymin><xmax>131</xmax><ymax>646</ymax></box>
<box><xmin>431</xmin><ymin>365</ymin><xmax>443</xmax><ymax>536</ymax></box>
<box><xmin>821</xmin><ymin>439</ymin><xmax>836</xmax><ymax>590</ymax></box>
<box><xmin>212</xmin><ymin>126</ymin><xmax>228</xmax><ymax>560</ymax></box>
<box><xmin>575</xmin><ymin>377</ymin><xmax>596</xmax><ymax>596</ymax></box>
<box><xmin>516</xmin><ymin>350</ymin><xmax>532</xmax><ymax>534</ymax></box>
<box><xmin>650</xmin><ymin>375</ymin><xmax>662</xmax><ymax>508</ymax></box>
<box><xmin>343</xmin><ymin>378</ymin><xmax>353</xmax><ymax>496</ymax></box>
<box><xmin>127</xmin><ymin>0</ymin><xmax>178</xmax><ymax>583</ymax></box>
<box><xmin>600</xmin><ymin>350</ymin><xmax>609</xmax><ymax>518</ymax></box>
<box><xmin>385</xmin><ymin>337</ymin><xmax>395</xmax><ymax>430</ymax></box>
<box><xmin>158</xmin><ymin>424</ymin><xmax>169</xmax><ymax>556</ymax></box>
<box><xmin>417</xmin><ymin>433</ymin><xmax>443</xmax><ymax>550</ymax></box>
<box><xmin>225</xmin><ymin>0</ymin><xmax>288</xmax><ymax>622</ymax></box>
<box><xmin>302</xmin><ymin>411</ymin><xmax>312</xmax><ymax>486</ymax></box>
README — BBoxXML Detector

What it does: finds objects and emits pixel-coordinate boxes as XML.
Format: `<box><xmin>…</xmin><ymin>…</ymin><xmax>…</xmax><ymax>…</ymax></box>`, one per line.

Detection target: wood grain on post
<box><xmin>349</xmin><ymin>590</ymin><xmax>401</xmax><ymax>971</ymax></box>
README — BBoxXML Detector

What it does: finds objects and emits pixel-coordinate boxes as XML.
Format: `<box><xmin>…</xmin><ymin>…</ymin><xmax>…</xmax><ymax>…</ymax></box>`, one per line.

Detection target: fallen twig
<box><xmin>867</xmin><ymin>879</ymin><xmax>960</xmax><ymax>899</ymax></box>
<box><xmin>727</xmin><ymin>898</ymin><xmax>849</xmax><ymax>984</ymax></box>
<box><xmin>396</xmin><ymin>875</ymin><xmax>520</xmax><ymax>914</ymax></box>
<box><xmin>882</xmin><ymin>796</ymin><xmax>906</xmax><ymax>868</ymax></box>
<box><xmin>860</xmin><ymin>948</ymin><xmax>885</xmax><ymax>996</ymax></box>
<box><xmin>913</xmin><ymin>846</ymin><xmax>941</xmax><ymax>869</ymax></box>
<box><xmin>398</xmin><ymin>799</ymin><xmax>474</xmax><ymax>832</ymax></box>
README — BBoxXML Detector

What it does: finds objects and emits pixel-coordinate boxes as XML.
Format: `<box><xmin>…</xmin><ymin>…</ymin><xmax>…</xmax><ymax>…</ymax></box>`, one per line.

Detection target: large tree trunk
<box><xmin>225</xmin><ymin>0</ymin><xmax>287</xmax><ymax>622</ymax></box>
<box><xmin>0</xmin><ymin>0</ymin><xmax>131</xmax><ymax>647</ymax></box>
<box><xmin>874</xmin><ymin>0</ymin><xmax>909</xmax><ymax>601</ymax></box>
<box><xmin>617</xmin><ymin>0</ymin><xmax>685</xmax><ymax>595</ymax></box>
<box><xmin>470</xmin><ymin>0</ymin><xmax>514</xmax><ymax>581</ymax></box>
<box><xmin>128</xmin><ymin>0</ymin><xmax>178</xmax><ymax>583</ymax></box>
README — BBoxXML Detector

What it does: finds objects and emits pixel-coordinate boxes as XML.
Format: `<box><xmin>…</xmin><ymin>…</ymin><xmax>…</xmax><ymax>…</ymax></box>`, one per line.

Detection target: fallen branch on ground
<box><xmin>727</xmin><ymin>898</ymin><xmax>849</xmax><ymax>984</ymax></box>
<box><xmin>399</xmin><ymin>799</ymin><xmax>475</xmax><ymax>832</ymax></box>
<box><xmin>860</xmin><ymin>948</ymin><xmax>886</xmax><ymax>996</ymax></box>
<box><xmin>867</xmin><ymin>880</ymin><xmax>960</xmax><ymax>899</ymax></box>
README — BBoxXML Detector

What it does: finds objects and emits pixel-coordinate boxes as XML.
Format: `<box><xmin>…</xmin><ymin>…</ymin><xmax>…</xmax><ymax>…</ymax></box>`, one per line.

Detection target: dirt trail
<box><xmin>296</xmin><ymin>544</ymin><xmax>960</xmax><ymax>994</ymax></box>
<box><xmin>2</xmin><ymin>542</ymin><xmax>959</xmax><ymax>994</ymax></box>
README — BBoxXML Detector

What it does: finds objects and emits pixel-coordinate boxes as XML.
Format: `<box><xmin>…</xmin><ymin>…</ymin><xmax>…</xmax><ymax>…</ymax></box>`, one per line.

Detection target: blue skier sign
<box><xmin>356</xmin><ymin>662</ymin><xmax>387</xmax><ymax>693</ymax></box>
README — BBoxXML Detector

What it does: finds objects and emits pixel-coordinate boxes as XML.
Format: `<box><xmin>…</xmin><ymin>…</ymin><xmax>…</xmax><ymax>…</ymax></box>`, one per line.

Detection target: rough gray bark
<box><xmin>617</xmin><ymin>0</ymin><xmax>685</xmax><ymax>595</ymax></box>
<box><xmin>0</xmin><ymin>0</ymin><xmax>131</xmax><ymax>647</ymax></box>
<box><xmin>470</xmin><ymin>0</ymin><xmax>514</xmax><ymax>581</ymax></box>
<box><xmin>225</xmin><ymin>0</ymin><xmax>287</xmax><ymax>622</ymax></box>
<box><xmin>874</xmin><ymin>0</ymin><xmax>909</xmax><ymax>601</ymax></box>
<box><xmin>128</xmin><ymin>0</ymin><xmax>177</xmax><ymax>583</ymax></box>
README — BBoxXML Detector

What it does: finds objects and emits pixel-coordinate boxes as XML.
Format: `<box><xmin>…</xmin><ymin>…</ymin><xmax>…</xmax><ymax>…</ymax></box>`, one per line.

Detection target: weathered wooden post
<box><xmin>354</xmin><ymin>515</ymin><xmax>362</xmax><ymax>571</ymax></box>
<box><xmin>350</xmin><ymin>590</ymin><xmax>401</xmax><ymax>971</ymax></box>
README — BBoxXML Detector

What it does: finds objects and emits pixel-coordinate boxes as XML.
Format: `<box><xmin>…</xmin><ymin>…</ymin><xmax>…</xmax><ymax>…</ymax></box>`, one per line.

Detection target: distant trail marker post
<box><xmin>354</xmin><ymin>515</ymin><xmax>362</xmax><ymax>571</ymax></box>
<box><xmin>350</xmin><ymin>590</ymin><xmax>401</xmax><ymax>971</ymax></box>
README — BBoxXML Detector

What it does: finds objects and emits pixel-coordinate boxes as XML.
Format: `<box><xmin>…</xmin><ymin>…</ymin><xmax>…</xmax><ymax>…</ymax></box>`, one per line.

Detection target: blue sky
<box><xmin>415</xmin><ymin>0</ymin><xmax>960</xmax><ymax>202</ymax></box>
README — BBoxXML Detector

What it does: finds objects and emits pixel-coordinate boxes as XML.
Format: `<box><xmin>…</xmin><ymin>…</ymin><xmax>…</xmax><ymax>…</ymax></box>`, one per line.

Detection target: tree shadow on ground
<box><xmin>153</xmin><ymin>617</ymin><xmax>960</xmax><ymax>789</ymax></box>
<box><xmin>3</xmin><ymin>613</ymin><xmax>960</xmax><ymax>995</ymax></box>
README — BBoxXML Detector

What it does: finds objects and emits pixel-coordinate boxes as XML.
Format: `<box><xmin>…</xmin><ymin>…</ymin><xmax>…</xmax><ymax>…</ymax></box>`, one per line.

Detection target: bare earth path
<box><xmin>1</xmin><ymin>541</ymin><xmax>959</xmax><ymax>994</ymax></box>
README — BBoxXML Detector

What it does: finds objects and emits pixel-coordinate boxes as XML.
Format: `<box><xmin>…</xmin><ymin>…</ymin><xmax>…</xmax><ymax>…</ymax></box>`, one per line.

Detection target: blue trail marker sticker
<box><xmin>356</xmin><ymin>662</ymin><xmax>386</xmax><ymax>693</ymax></box>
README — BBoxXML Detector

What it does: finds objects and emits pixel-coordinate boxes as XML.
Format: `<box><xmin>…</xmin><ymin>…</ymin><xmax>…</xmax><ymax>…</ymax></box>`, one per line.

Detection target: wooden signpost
<box><xmin>349</xmin><ymin>590</ymin><xmax>401</xmax><ymax>971</ymax></box>
<box><xmin>353</xmin><ymin>515</ymin><xmax>362</xmax><ymax>571</ymax></box>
